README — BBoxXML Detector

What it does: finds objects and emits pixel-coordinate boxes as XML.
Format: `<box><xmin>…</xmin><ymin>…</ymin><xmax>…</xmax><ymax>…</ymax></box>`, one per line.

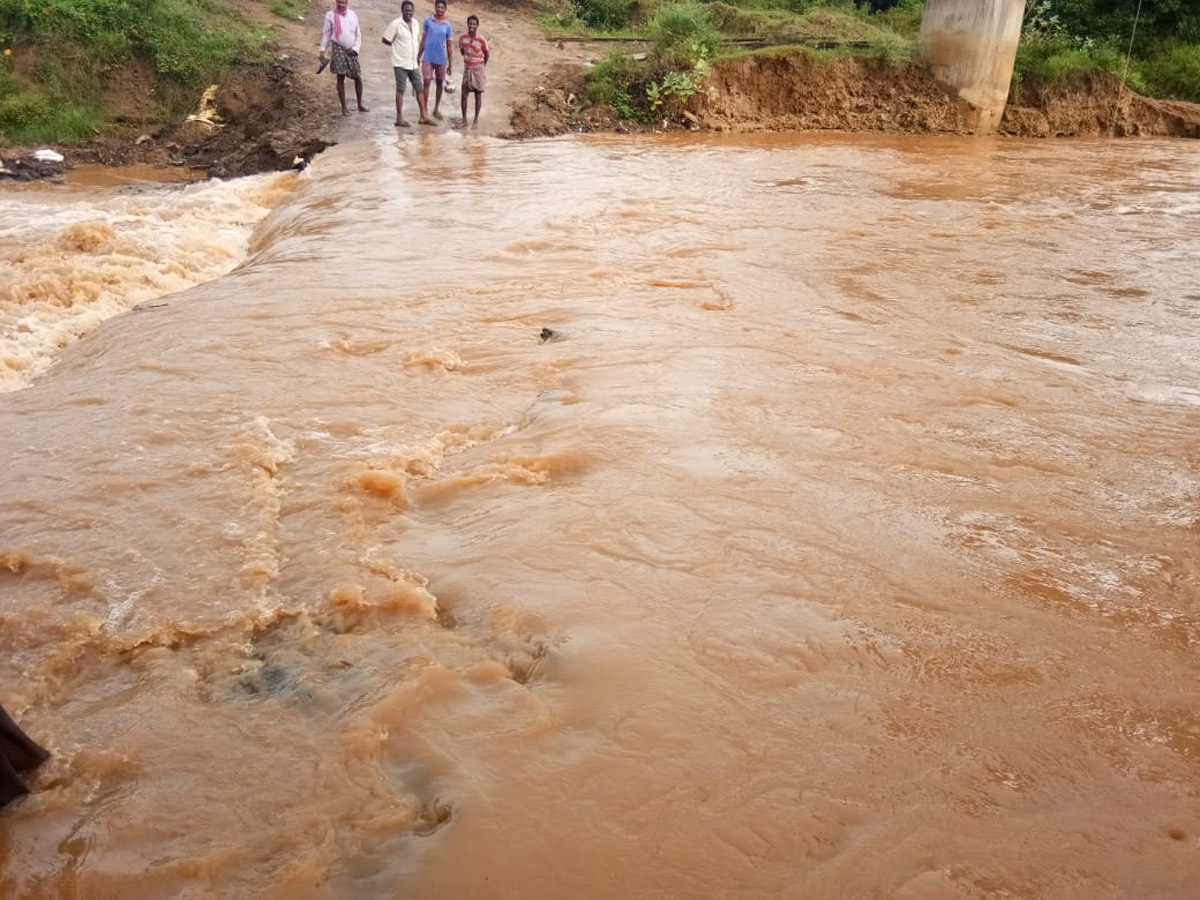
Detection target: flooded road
<box><xmin>1</xmin><ymin>133</ymin><xmax>1198</xmax><ymax>898</ymax></box>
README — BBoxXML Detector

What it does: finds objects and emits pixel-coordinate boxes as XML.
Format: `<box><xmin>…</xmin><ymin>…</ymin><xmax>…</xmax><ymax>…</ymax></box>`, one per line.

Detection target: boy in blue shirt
<box><xmin>417</xmin><ymin>0</ymin><xmax>454</xmax><ymax>120</ymax></box>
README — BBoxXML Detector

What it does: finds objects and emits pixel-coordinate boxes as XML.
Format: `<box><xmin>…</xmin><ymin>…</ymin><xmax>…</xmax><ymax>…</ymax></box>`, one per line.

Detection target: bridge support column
<box><xmin>921</xmin><ymin>0</ymin><xmax>1027</xmax><ymax>133</ymax></box>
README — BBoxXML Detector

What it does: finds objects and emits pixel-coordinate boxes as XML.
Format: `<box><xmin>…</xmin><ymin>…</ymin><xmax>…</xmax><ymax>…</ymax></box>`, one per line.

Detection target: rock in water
<box><xmin>0</xmin><ymin>703</ymin><xmax>50</xmax><ymax>809</ymax></box>
<box><xmin>0</xmin><ymin>155</ymin><xmax>67</xmax><ymax>182</ymax></box>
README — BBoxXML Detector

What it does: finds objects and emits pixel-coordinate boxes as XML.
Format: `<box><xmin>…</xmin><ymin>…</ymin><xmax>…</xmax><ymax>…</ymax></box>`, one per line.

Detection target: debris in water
<box><xmin>0</xmin><ymin>703</ymin><xmax>50</xmax><ymax>809</ymax></box>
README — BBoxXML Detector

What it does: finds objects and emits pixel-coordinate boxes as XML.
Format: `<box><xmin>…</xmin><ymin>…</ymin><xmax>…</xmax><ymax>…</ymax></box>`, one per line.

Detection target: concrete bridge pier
<box><xmin>921</xmin><ymin>0</ymin><xmax>1027</xmax><ymax>133</ymax></box>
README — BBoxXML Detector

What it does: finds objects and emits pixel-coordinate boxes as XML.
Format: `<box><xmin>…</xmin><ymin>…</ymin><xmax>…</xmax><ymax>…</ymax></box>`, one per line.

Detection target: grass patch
<box><xmin>648</xmin><ymin>0</ymin><xmax>722</xmax><ymax>64</ymax></box>
<box><xmin>708</xmin><ymin>7</ymin><xmax>891</xmax><ymax>43</ymax></box>
<box><xmin>537</xmin><ymin>10</ymin><xmax>637</xmax><ymax>39</ymax></box>
<box><xmin>0</xmin><ymin>91</ymin><xmax>104</xmax><ymax>143</ymax></box>
<box><xmin>545</xmin><ymin>0</ymin><xmax>920</xmax><ymax>51</ymax></box>
<box><xmin>577</xmin><ymin>0</ymin><xmax>922</xmax><ymax>124</ymax></box>
<box><xmin>0</xmin><ymin>0</ymin><xmax>274</xmax><ymax>144</ymax></box>
<box><xmin>1012</xmin><ymin>38</ymin><xmax>1148</xmax><ymax>96</ymax></box>
<box><xmin>266</xmin><ymin>0</ymin><xmax>306</xmax><ymax>20</ymax></box>
<box><xmin>705</xmin><ymin>5</ymin><xmax>914</xmax><ymax>57</ymax></box>
<box><xmin>0</xmin><ymin>61</ymin><xmax>106</xmax><ymax>144</ymax></box>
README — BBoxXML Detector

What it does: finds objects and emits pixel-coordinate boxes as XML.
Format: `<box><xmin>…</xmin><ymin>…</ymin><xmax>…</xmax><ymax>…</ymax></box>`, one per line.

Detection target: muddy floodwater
<box><xmin>1</xmin><ymin>134</ymin><xmax>1198</xmax><ymax>898</ymax></box>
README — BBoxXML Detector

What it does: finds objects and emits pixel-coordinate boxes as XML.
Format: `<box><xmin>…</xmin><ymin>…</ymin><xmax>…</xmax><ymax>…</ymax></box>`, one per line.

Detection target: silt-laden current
<box><xmin>1</xmin><ymin>134</ymin><xmax>1198</xmax><ymax>898</ymax></box>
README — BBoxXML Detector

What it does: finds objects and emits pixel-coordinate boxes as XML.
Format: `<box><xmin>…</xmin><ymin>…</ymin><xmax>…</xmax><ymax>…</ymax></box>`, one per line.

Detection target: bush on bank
<box><xmin>1012</xmin><ymin>0</ymin><xmax>1200</xmax><ymax>103</ymax></box>
<box><xmin>0</xmin><ymin>0</ymin><xmax>273</xmax><ymax>145</ymax></box>
<box><xmin>585</xmin><ymin>1</ymin><xmax>721</xmax><ymax>123</ymax></box>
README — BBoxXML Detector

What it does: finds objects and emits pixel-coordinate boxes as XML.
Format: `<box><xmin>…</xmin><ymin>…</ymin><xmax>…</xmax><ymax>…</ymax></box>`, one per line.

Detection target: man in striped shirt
<box><xmin>458</xmin><ymin>14</ymin><xmax>490</xmax><ymax>128</ymax></box>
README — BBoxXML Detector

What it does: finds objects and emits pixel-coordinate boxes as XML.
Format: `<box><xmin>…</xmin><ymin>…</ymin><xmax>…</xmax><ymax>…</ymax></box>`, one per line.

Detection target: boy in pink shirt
<box><xmin>458</xmin><ymin>15</ymin><xmax>490</xmax><ymax>128</ymax></box>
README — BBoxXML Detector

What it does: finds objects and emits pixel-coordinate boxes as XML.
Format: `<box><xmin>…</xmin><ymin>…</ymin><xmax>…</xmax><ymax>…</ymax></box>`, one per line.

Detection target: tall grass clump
<box><xmin>267</xmin><ymin>0</ymin><xmax>306</xmax><ymax>19</ymax></box>
<box><xmin>648</xmin><ymin>0</ymin><xmax>723</xmax><ymax>66</ymax></box>
<box><xmin>570</xmin><ymin>0</ymin><xmax>637</xmax><ymax>31</ymax></box>
<box><xmin>587</xmin><ymin>54</ymin><xmax>654</xmax><ymax>121</ymax></box>
<box><xmin>584</xmin><ymin>1</ymin><xmax>722</xmax><ymax>124</ymax></box>
<box><xmin>0</xmin><ymin>67</ymin><xmax>104</xmax><ymax>144</ymax></box>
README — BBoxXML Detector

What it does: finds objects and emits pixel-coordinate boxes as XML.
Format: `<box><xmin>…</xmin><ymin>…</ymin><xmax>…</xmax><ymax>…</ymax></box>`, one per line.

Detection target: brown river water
<box><xmin>1</xmin><ymin>133</ymin><xmax>1199</xmax><ymax>898</ymax></box>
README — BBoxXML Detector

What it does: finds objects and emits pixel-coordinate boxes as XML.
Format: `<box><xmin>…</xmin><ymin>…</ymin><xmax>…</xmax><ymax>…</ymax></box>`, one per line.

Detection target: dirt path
<box><xmin>1</xmin><ymin>0</ymin><xmax>589</xmax><ymax>178</ymax></box>
<box><xmin>316</xmin><ymin>0</ymin><xmax>597</xmax><ymax>140</ymax></box>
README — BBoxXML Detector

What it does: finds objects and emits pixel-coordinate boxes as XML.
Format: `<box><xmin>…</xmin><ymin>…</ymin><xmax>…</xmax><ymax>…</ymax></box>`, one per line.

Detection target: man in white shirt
<box><xmin>382</xmin><ymin>0</ymin><xmax>432</xmax><ymax>126</ymax></box>
<box><xmin>319</xmin><ymin>0</ymin><xmax>368</xmax><ymax>116</ymax></box>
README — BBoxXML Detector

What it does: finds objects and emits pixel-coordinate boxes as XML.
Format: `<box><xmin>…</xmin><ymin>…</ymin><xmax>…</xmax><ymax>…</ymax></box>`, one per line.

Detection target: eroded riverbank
<box><xmin>512</xmin><ymin>53</ymin><xmax>1200</xmax><ymax>139</ymax></box>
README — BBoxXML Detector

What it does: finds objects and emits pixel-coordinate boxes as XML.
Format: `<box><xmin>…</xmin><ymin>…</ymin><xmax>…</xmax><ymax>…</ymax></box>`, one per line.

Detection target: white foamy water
<box><xmin>0</xmin><ymin>172</ymin><xmax>299</xmax><ymax>390</ymax></box>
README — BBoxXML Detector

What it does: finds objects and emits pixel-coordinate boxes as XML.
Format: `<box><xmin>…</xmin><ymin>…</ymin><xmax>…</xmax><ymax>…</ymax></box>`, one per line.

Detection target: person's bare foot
<box><xmin>341</xmin><ymin>107</ymin><xmax>350</xmax><ymax>116</ymax></box>
<box><xmin>396</xmin><ymin>119</ymin><xmax>411</xmax><ymax>127</ymax></box>
<box><xmin>433</xmin><ymin>110</ymin><xmax>443</xmax><ymax>120</ymax></box>
<box><xmin>419</xmin><ymin>117</ymin><xmax>437</xmax><ymax>125</ymax></box>
<box><xmin>357</xmin><ymin>105</ymin><xmax>370</xmax><ymax>112</ymax></box>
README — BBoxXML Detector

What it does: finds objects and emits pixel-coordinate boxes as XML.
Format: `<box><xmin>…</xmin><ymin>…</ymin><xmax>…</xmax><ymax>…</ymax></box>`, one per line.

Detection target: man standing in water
<box><xmin>458</xmin><ymin>14</ymin><xmax>489</xmax><ymax>128</ymax></box>
<box><xmin>383</xmin><ymin>0</ymin><xmax>433</xmax><ymax>127</ymax></box>
<box><xmin>417</xmin><ymin>0</ymin><xmax>454</xmax><ymax>120</ymax></box>
<box><xmin>319</xmin><ymin>0</ymin><xmax>369</xmax><ymax>116</ymax></box>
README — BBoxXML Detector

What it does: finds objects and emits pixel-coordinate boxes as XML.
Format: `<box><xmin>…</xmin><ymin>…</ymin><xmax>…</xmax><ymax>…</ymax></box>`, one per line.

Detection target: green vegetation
<box><xmin>1141</xmin><ymin>43</ymin><xmax>1200</xmax><ymax>103</ymax></box>
<box><xmin>0</xmin><ymin>0</ymin><xmax>275</xmax><ymax>145</ymax></box>
<box><xmin>267</xmin><ymin>0</ymin><xmax>306</xmax><ymax>20</ymax></box>
<box><xmin>587</xmin><ymin>54</ymin><xmax>655</xmax><ymax>121</ymax></box>
<box><xmin>1013</xmin><ymin>1</ymin><xmax>1200</xmax><ymax>102</ymax></box>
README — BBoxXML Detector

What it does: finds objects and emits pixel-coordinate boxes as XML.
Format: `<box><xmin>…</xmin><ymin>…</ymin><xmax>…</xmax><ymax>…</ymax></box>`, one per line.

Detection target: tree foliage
<box><xmin>1020</xmin><ymin>0</ymin><xmax>1200</xmax><ymax>101</ymax></box>
<box><xmin>1036</xmin><ymin>0</ymin><xmax>1200</xmax><ymax>50</ymax></box>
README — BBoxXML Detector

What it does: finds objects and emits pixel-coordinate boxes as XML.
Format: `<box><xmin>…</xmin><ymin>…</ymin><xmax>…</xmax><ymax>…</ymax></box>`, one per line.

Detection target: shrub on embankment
<box><xmin>1013</xmin><ymin>1</ymin><xmax>1200</xmax><ymax>103</ymax></box>
<box><xmin>0</xmin><ymin>0</ymin><xmax>274</xmax><ymax>144</ymax></box>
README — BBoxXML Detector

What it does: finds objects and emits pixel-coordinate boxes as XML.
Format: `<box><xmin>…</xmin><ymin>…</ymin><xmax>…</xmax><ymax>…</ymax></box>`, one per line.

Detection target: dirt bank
<box><xmin>1002</xmin><ymin>70</ymin><xmax>1200</xmax><ymax>138</ymax></box>
<box><xmin>697</xmin><ymin>53</ymin><xmax>969</xmax><ymax>133</ymax></box>
<box><xmin>1</xmin><ymin>0</ymin><xmax>338</xmax><ymax>179</ymax></box>
<box><xmin>109</xmin><ymin>0</ymin><xmax>340</xmax><ymax>177</ymax></box>
<box><xmin>176</xmin><ymin>59</ymin><xmax>336</xmax><ymax>177</ymax></box>
<box><xmin>509</xmin><ymin>49</ymin><xmax>1200</xmax><ymax>140</ymax></box>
